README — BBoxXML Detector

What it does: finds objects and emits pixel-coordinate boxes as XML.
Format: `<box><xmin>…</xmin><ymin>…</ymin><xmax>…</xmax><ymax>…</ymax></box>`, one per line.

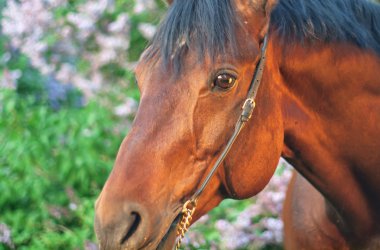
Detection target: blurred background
<box><xmin>0</xmin><ymin>0</ymin><xmax>294</xmax><ymax>249</ymax></box>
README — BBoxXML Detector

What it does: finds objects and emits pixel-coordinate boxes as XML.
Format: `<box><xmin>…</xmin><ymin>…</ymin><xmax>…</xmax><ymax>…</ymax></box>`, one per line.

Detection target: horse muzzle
<box><xmin>95</xmin><ymin>200</ymin><xmax>152</xmax><ymax>250</ymax></box>
<box><xmin>94</xmin><ymin>192</ymin><xmax>182</xmax><ymax>250</ymax></box>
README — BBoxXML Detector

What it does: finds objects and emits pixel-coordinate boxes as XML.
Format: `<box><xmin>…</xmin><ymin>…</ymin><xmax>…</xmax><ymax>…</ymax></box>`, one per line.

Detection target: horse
<box><xmin>94</xmin><ymin>0</ymin><xmax>380</xmax><ymax>249</ymax></box>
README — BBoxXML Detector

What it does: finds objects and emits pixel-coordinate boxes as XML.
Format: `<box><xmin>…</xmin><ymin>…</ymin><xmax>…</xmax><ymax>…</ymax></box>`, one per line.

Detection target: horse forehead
<box><xmin>136</xmin><ymin>40</ymin><xmax>259</xmax><ymax>84</ymax></box>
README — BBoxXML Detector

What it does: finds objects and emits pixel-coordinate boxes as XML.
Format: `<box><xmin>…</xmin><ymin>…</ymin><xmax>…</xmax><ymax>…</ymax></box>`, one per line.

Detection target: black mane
<box><xmin>271</xmin><ymin>0</ymin><xmax>380</xmax><ymax>53</ymax></box>
<box><xmin>145</xmin><ymin>0</ymin><xmax>380</xmax><ymax>70</ymax></box>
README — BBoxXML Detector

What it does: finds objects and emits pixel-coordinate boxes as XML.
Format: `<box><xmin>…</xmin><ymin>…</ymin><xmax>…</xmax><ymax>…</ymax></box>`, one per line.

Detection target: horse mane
<box><xmin>271</xmin><ymin>0</ymin><xmax>380</xmax><ymax>54</ymax></box>
<box><xmin>144</xmin><ymin>0</ymin><xmax>238</xmax><ymax>73</ymax></box>
<box><xmin>145</xmin><ymin>0</ymin><xmax>380</xmax><ymax>72</ymax></box>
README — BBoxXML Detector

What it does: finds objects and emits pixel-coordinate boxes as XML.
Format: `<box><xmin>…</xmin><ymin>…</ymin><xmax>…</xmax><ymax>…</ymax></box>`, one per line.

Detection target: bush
<box><xmin>0</xmin><ymin>90</ymin><xmax>126</xmax><ymax>249</ymax></box>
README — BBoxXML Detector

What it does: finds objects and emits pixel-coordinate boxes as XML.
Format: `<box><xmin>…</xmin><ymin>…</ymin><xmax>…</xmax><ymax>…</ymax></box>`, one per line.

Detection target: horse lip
<box><xmin>156</xmin><ymin>212</ymin><xmax>182</xmax><ymax>250</ymax></box>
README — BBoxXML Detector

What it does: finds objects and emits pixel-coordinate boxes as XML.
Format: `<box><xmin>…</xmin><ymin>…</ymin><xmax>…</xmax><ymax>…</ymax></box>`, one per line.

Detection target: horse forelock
<box><xmin>143</xmin><ymin>0</ymin><xmax>240</xmax><ymax>74</ymax></box>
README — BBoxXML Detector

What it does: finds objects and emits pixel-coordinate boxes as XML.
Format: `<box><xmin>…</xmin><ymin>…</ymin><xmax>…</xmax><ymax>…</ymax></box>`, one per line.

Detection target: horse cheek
<box><xmin>223</xmin><ymin>112</ymin><xmax>283</xmax><ymax>199</ymax></box>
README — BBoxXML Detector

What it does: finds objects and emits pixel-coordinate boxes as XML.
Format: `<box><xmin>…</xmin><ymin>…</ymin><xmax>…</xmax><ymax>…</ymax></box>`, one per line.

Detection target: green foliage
<box><xmin>0</xmin><ymin>90</ymin><xmax>125</xmax><ymax>249</ymax></box>
<box><xmin>127</xmin><ymin>1</ymin><xmax>166</xmax><ymax>61</ymax></box>
<box><xmin>0</xmin><ymin>1</ymin><xmax>152</xmax><ymax>246</ymax></box>
<box><xmin>191</xmin><ymin>199</ymin><xmax>255</xmax><ymax>248</ymax></box>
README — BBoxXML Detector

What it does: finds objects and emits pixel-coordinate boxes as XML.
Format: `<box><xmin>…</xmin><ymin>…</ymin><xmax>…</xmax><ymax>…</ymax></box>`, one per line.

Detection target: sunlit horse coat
<box><xmin>95</xmin><ymin>0</ymin><xmax>380</xmax><ymax>249</ymax></box>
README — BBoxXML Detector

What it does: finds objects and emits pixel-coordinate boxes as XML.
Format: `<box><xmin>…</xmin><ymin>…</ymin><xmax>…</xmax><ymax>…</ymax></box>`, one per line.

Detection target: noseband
<box><xmin>175</xmin><ymin>35</ymin><xmax>269</xmax><ymax>249</ymax></box>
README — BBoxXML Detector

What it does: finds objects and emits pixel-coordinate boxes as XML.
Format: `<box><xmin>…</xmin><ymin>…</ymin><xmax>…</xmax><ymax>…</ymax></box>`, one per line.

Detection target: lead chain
<box><xmin>175</xmin><ymin>200</ymin><xmax>197</xmax><ymax>250</ymax></box>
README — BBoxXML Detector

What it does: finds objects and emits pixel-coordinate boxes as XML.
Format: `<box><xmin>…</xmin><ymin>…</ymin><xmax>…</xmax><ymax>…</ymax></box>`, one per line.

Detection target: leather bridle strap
<box><xmin>175</xmin><ymin>35</ymin><xmax>269</xmax><ymax>249</ymax></box>
<box><xmin>192</xmin><ymin>34</ymin><xmax>268</xmax><ymax>202</ymax></box>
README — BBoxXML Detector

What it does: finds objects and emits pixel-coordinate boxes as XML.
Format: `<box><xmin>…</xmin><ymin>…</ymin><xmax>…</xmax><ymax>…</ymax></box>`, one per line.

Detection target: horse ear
<box><xmin>251</xmin><ymin>0</ymin><xmax>278</xmax><ymax>37</ymax></box>
<box><xmin>264</xmin><ymin>0</ymin><xmax>278</xmax><ymax>33</ymax></box>
<box><xmin>264</xmin><ymin>0</ymin><xmax>278</xmax><ymax>14</ymax></box>
<box><xmin>251</xmin><ymin>0</ymin><xmax>278</xmax><ymax>16</ymax></box>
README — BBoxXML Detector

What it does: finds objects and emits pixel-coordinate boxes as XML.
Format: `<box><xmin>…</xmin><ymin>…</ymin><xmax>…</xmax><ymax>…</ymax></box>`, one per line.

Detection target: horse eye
<box><xmin>213</xmin><ymin>73</ymin><xmax>237</xmax><ymax>90</ymax></box>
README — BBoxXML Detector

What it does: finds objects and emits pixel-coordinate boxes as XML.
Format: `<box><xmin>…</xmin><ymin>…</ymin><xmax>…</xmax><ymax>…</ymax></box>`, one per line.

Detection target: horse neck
<box><xmin>271</xmin><ymin>39</ymin><xmax>380</xmax><ymax>240</ymax></box>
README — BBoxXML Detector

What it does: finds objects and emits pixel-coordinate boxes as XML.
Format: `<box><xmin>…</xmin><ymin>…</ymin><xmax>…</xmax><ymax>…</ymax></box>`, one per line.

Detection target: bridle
<box><xmin>175</xmin><ymin>34</ymin><xmax>269</xmax><ymax>249</ymax></box>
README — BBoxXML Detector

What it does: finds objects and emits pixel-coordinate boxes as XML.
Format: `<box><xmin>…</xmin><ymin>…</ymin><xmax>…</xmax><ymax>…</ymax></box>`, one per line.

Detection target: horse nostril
<box><xmin>120</xmin><ymin>212</ymin><xmax>141</xmax><ymax>245</ymax></box>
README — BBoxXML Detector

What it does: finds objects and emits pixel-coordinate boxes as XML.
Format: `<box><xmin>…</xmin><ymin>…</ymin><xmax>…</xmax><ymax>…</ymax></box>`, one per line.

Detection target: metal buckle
<box><xmin>241</xmin><ymin>98</ymin><xmax>256</xmax><ymax>122</ymax></box>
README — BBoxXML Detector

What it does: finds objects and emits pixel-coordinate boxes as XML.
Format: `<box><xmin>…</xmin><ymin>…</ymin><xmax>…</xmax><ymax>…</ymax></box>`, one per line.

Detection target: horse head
<box><xmin>94</xmin><ymin>0</ymin><xmax>283</xmax><ymax>249</ymax></box>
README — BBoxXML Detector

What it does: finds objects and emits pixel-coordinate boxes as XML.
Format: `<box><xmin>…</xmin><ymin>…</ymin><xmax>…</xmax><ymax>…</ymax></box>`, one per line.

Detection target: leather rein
<box><xmin>175</xmin><ymin>35</ymin><xmax>269</xmax><ymax>249</ymax></box>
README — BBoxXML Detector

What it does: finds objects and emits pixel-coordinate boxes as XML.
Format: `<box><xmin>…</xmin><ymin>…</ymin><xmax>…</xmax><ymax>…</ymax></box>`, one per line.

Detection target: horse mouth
<box><xmin>156</xmin><ymin>213</ymin><xmax>182</xmax><ymax>250</ymax></box>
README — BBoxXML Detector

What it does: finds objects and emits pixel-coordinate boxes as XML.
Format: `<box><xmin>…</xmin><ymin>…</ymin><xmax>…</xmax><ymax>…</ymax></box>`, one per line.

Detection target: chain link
<box><xmin>175</xmin><ymin>200</ymin><xmax>197</xmax><ymax>250</ymax></box>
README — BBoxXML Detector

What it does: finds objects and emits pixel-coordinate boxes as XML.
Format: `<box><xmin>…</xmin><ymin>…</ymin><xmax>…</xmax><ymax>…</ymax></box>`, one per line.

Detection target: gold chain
<box><xmin>175</xmin><ymin>199</ymin><xmax>197</xmax><ymax>250</ymax></box>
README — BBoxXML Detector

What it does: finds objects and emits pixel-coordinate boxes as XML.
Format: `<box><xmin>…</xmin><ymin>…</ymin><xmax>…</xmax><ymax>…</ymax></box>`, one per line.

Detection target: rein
<box><xmin>175</xmin><ymin>35</ymin><xmax>269</xmax><ymax>249</ymax></box>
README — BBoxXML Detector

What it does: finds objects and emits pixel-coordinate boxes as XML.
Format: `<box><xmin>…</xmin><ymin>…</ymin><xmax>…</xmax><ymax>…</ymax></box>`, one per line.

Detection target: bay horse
<box><xmin>94</xmin><ymin>0</ymin><xmax>380</xmax><ymax>249</ymax></box>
